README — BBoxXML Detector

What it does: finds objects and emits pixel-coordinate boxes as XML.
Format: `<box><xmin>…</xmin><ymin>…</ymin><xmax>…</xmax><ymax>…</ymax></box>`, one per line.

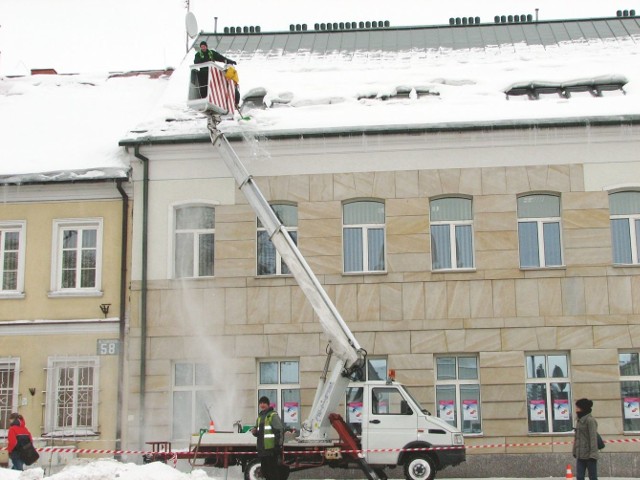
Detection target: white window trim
<box><xmin>45</xmin><ymin>356</ymin><xmax>100</xmax><ymax>435</ymax></box>
<box><xmin>343</xmin><ymin>222</ymin><xmax>387</xmax><ymax>274</ymax></box>
<box><xmin>257</xmin><ymin>359</ymin><xmax>301</xmax><ymax>416</ymax></box>
<box><xmin>0</xmin><ymin>221</ymin><xmax>26</xmax><ymax>298</ymax></box>
<box><xmin>256</xmin><ymin>204</ymin><xmax>298</xmax><ymax>277</ymax></box>
<box><xmin>611</xmin><ymin>213</ymin><xmax>640</xmax><ymax>265</ymax></box>
<box><xmin>0</xmin><ymin>357</ymin><xmax>20</xmax><ymax>437</ymax></box>
<box><xmin>430</xmin><ymin>219</ymin><xmax>475</xmax><ymax>272</ymax></box>
<box><xmin>171</xmin><ymin>361</ymin><xmax>215</xmax><ymax>441</ymax></box>
<box><xmin>170</xmin><ymin>202</ymin><xmax>216</xmax><ymax>279</ymax></box>
<box><xmin>524</xmin><ymin>352</ymin><xmax>571</xmax><ymax>435</ymax></box>
<box><xmin>49</xmin><ymin>218</ymin><xmax>103</xmax><ymax>297</ymax></box>
<box><xmin>517</xmin><ymin>216</ymin><xmax>565</xmax><ymax>269</ymax></box>
<box><xmin>619</xmin><ymin>351</ymin><xmax>640</xmax><ymax>433</ymax></box>
<box><xmin>435</xmin><ymin>355</ymin><xmax>482</xmax><ymax>435</ymax></box>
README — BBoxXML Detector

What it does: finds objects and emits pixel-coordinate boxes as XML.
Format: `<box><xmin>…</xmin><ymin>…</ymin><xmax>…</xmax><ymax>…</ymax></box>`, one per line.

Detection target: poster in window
<box><xmin>438</xmin><ymin>400</ymin><xmax>455</xmax><ymax>421</ymax></box>
<box><xmin>348</xmin><ymin>402</ymin><xmax>363</xmax><ymax>423</ymax></box>
<box><xmin>624</xmin><ymin>398</ymin><xmax>640</xmax><ymax>419</ymax></box>
<box><xmin>462</xmin><ymin>399</ymin><xmax>478</xmax><ymax>421</ymax></box>
<box><xmin>284</xmin><ymin>402</ymin><xmax>299</xmax><ymax>424</ymax></box>
<box><xmin>377</xmin><ymin>400</ymin><xmax>388</xmax><ymax>414</ymax></box>
<box><xmin>553</xmin><ymin>399</ymin><xmax>570</xmax><ymax>421</ymax></box>
<box><xmin>529</xmin><ymin>400</ymin><xmax>546</xmax><ymax>421</ymax></box>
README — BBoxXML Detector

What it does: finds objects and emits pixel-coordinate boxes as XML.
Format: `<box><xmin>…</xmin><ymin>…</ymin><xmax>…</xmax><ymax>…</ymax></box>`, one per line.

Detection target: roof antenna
<box><xmin>535</xmin><ymin>8</ymin><xmax>539</xmax><ymax>22</ymax></box>
<box><xmin>215</xmin><ymin>17</ymin><xmax>218</xmax><ymax>34</ymax></box>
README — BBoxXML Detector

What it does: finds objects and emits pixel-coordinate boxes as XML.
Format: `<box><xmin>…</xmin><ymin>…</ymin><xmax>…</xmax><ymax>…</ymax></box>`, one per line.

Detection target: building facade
<box><xmin>0</xmin><ymin>179</ymin><xmax>130</xmax><ymax>467</ymax></box>
<box><xmin>121</xmin><ymin>118</ymin><xmax>640</xmax><ymax>475</ymax></box>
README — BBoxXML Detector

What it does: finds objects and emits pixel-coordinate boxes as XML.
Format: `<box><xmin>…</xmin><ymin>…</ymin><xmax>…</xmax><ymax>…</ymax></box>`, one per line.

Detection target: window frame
<box><xmin>342</xmin><ymin>199</ymin><xmax>386</xmax><ymax>274</ymax></box>
<box><xmin>172</xmin><ymin>204</ymin><xmax>216</xmax><ymax>279</ymax></box>
<box><xmin>0</xmin><ymin>221</ymin><xmax>26</xmax><ymax>298</ymax></box>
<box><xmin>257</xmin><ymin>203</ymin><xmax>298</xmax><ymax>276</ymax></box>
<box><xmin>0</xmin><ymin>358</ymin><xmax>20</xmax><ymax>437</ymax></box>
<box><xmin>171</xmin><ymin>361</ymin><xmax>216</xmax><ymax>443</ymax></box>
<box><xmin>524</xmin><ymin>352</ymin><xmax>572</xmax><ymax>434</ymax></box>
<box><xmin>619</xmin><ymin>351</ymin><xmax>640</xmax><ymax>433</ymax></box>
<box><xmin>45</xmin><ymin>356</ymin><xmax>100</xmax><ymax>435</ymax></box>
<box><xmin>429</xmin><ymin>196</ymin><xmax>475</xmax><ymax>272</ymax></box>
<box><xmin>434</xmin><ymin>355</ymin><xmax>482</xmax><ymax>434</ymax></box>
<box><xmin>517</xmin><ymin>193</ymin><xmax>564</xmax><ymax>269</ymax></box>
<box><xmin>609</xmin><ymin>191</ymin><xmax>640</xmax><ymax>266</ymax></box>
<box><xmin>257</xmin><ymin>359</ymin><xmax>301</xmax><ymax>431</ymax></box>
<box><xmin>50</xmin><ymin>218</ymin><xmax>103</xmax><ymax>296</ymax></box>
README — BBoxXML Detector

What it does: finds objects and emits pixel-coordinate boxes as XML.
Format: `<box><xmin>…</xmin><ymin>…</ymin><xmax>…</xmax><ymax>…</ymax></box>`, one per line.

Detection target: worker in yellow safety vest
<box><xmin>251</xmin><ymin>396</ymin><xmax>285</xmax><ymax>480</ymax></box>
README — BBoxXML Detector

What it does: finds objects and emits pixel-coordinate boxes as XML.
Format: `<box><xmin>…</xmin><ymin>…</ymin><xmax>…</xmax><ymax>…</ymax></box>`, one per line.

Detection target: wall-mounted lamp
<box><xmin>28</xmin><ymin>388</ymin><xmax>36</xmax><ymax>396</ymax></box>
<box><xmin>99</xmin><ymin>304</ymin><xmax>111</xmax><ymax>318</ymax></box>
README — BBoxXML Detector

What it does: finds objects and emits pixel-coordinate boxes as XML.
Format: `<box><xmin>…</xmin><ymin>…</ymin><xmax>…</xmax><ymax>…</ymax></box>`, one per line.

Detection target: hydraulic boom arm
<box><xmin>207</xmin><ymin>119</ymin><xmax>365</xmax><ymax>440</ymax></box>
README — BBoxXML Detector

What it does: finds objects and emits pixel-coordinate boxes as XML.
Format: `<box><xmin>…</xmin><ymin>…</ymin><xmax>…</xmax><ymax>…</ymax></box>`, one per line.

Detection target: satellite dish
<box><xmin>186</xmin><ymin>12</ymin><xmax>199</xmax><ymax>39</ymax></box>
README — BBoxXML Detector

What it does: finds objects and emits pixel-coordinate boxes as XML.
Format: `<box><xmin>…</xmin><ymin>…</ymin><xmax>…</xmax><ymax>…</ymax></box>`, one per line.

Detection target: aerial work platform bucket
<box><xmin>188</xmin><ymin>62</ymin><xmax>237</xmax><ymax>116</ymax></box>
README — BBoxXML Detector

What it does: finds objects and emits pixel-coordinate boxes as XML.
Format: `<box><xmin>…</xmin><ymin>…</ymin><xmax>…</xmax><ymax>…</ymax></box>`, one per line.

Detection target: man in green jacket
<box><xmin>573</xmin><ymin>398</ymin><xmax>600</xmax><ymax>480</ymax></box>
<box><xmin>251</xmin><ymin>396</ymin><xmax>285</xmax><ymax>480</ymax></box>
<box><xmin>194</xmin><ymin>41</ymin><xmax>237</xmax><ymax>99</ymax></box>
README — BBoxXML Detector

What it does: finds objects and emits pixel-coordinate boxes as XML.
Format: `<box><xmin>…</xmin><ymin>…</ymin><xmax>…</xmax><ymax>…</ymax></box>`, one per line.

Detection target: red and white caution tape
<box><xmin>2</xmin><ymin>437</ymin><xmax>638</xmax><ymax>460</ymax></box>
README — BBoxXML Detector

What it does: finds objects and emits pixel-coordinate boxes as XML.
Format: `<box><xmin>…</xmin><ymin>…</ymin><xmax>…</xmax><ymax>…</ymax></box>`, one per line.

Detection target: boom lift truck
<box><xmin>184</xmin><ymin>62</ymin><xmax>466</xmax><ymax>480</ymax></box>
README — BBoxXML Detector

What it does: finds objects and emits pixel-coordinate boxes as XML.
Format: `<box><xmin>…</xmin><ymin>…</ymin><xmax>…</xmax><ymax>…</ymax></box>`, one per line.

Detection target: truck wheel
<box><xmin>245</xmin><ymin>458</ymin><xmax>264</xmax><ymax>480</ymax></box>
<box><xmin>403</xmin><ymin>454</ymin><xmax>436</xmax><ymax>480</ymax></box>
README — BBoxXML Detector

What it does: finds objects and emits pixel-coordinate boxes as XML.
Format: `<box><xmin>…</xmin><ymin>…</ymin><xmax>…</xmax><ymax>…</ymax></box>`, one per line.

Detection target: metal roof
<box><xmin>198</xmin><ymin>16</ymin><xmax>640</xmax><ymax>57</ymax></box>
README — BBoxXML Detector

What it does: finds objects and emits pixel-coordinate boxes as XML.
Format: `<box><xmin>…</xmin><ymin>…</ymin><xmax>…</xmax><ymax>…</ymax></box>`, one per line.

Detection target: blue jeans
<box><xmin>10</xmin><ymin>451</ymin><xmax>25</xmax><ymax>471</ymax></box>
<box><xmin>576</xmin><ymin>458</ymin><xmax>598</xmax><ymax>480</ymax></box>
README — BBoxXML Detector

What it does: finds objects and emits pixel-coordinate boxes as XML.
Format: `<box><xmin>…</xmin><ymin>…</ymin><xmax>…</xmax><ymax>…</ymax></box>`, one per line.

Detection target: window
<box><xmin>435</xmin><ymin>356</ymin><xmax>482</xmax><ymax>434</ymax></box>
<box><xmin>0</xmin><ymin>222</ymin><xmax>26</xmax><ymax>296</ymax></box>
<box><xmin>0</xmin><ymin>359</ymin><xmax>19</xmax><ymax>436</ymax></box>
<box><xmin>46</xmin><ymin>357</ymin><xmax>99</xmax><ymax>434</ymax></box>
<box><xmin>619</xmin><ymin>352</ymin><xmax>640</xmax><ymax>432</ymax></box>
<box><xmin>609</xmin><ymin>191</ymin><xmax>640</xmax><ymax>265</ymax></box>
<box><xmin>430</xmin><ymin>197</ymin><xmax>474</xmax><ymax>270</ymax></box>
<box><xmin>172</xmin><ymin>362</ymin><xmax>215</xmax><ymax>442</ymax></box>
<box><xmin>174</xmin><ymin>205</ymin><xmax>215</xmax><ymax>278</ymax></box>
<box><xmin>525</xmin><ymin>353</ymin><xmax>572</xmax><ymax>433</ymax></box>
<box><xmin>257</xmin><ymin>204</ymin><xmax>297</xmax><ymax>275</ymax></box>
<box><xmin>517</xmin><ymin>194</ymin><xmax>563</xmax><ymax>268</ymax></box>
<box><xmin>346</xmin><ymin>357</ymin><xmax>387</xmax><ymax>434</ymax></box>
<box><xmin>343</xmin><ymin>200</ymin><xmax>385</xmax><ymax>273</ymax></box>
<box><xmin>258</xmin><ymin>360</ymin><xmax>301</xmax><ymax>431</ymax></box>
<box><xmin>51</xmin><ymin>219</ymin><xmax>102</xmax><ymax>294</ymax></box>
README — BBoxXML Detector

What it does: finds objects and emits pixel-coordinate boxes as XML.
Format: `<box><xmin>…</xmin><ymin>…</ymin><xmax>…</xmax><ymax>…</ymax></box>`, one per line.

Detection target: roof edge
<box><xmin>119</xmin><ymin>114</ymin><xmax>640</xmax><ymax>147</ymax></box>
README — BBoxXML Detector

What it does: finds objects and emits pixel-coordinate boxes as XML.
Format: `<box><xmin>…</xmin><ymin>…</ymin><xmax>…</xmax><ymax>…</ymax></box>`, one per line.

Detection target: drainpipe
<box><xmin>134</xmin><ymin>146</ymin><xmax>150</xmax><ymax>447</ymax></box>
<box><xmin>115</xmin><ymin>178</ymin><xmax>129</xmax><ymax>457</ymax></box>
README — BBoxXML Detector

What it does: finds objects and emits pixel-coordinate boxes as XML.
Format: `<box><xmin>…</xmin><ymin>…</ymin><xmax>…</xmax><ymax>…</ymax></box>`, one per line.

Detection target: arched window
<box><xmin>517</xmin><ymin>194</ymin><xmax>563</xmax><ymax>268</ymax></box>
<box><xmin>430</xmin><ymin>197</ymin><xmax>474</xmax><ymax>270</ymax></box>
<box><xmin>343</xmin><ymin>200</ymin><xmax>386</xmax><ymax>273</ymax></box>
<box><xmin>257</xmin><ymin>203</ymin><xmax>298</xmax><ymax>276</ymax></box>
<box><xmin>609</xmin><ymin>191</ymin><xmax>640</xmax><ymax>265</ymax></box>
<box><xmin>174</xmin><ymin>205</ymin><xmax>215</xmax><ymax>278</ymax></box>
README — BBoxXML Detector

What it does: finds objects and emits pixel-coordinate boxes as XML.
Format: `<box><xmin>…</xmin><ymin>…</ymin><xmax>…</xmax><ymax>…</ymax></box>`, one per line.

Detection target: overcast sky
<box><xmin>0</xmin><ymin>0</ymin><xmax>619</xmax><ymax>75</ymax></box>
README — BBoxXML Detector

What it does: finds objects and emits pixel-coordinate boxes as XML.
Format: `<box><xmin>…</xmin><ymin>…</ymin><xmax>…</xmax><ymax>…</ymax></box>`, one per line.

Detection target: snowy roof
<box><xmin>0</xmin><ymin>70</ymin><xmax>173</xmax><ymax>182</ymax></box>
<box><xmin>120</xmin><ymin>16</ymin><xmax>640</xmax><ymax>147</ymax></box>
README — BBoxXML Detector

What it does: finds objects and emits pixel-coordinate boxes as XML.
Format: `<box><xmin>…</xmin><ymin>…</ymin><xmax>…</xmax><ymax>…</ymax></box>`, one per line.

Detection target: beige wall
<box><xmin>0</xmin><ymin>192</ymin><xmax>128</xmax><ymax>454</ymax></box>
<box><xmin>0</xmin><ymin>199</ymin><xmax>124</xmax><ymax>320</ymax></box>
<box><xmin>126</xmin><ymin>156</ymin><xmax>640</xmax><ymax>451</ymax></box>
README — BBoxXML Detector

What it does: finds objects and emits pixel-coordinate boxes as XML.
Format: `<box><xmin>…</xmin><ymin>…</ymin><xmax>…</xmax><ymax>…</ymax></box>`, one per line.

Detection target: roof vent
<box><xmin>494</xmin><ymin>14</ymin><xmax>533</xmax><ymax>23</ymax></box>
<box><xmin>617</xmin><ymin>9</ymin><xmax>636</xmax><ymax>16</ymax></box>
<box><xmin>450</xmin><ymin>16</ymin><xmax>481</xmax><ymax>25</ymax></box>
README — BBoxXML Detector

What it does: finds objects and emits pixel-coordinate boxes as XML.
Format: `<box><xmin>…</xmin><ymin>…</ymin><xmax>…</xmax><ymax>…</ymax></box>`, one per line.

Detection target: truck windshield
<box><xmin>400</xmin><ymin>385</ymin><xmax>432</xmax><ymax>415</ymax></box>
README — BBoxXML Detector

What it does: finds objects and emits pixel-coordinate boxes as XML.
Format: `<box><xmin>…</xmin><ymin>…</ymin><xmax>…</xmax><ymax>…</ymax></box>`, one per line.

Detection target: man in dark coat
<box><xmin>251</xmin><ymin>396</ymin><xmax>285</xmax><ymax>480</ymax></box>
<box><xmin>194</xmin><ymin>40</ymin><xmax>237</xmax><ymax>99</ymax></box>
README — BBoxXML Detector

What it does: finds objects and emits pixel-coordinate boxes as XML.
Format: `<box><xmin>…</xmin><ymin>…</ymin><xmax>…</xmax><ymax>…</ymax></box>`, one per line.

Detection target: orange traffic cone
<box><xmin>566</xmin><ymin>464</ymin><xmax>574</xmax><ymax>480</ymax></box>
<box><xmin>208</xmin><ymin>420</ymin><xmax>216</xmax><ymax>433</ymax></box>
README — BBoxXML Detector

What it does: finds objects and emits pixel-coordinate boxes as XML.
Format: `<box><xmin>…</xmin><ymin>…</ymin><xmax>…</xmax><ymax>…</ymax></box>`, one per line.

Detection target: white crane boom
<box><xmin>207</xmin><ymin>120</ymin><xmax>366</xmax><ymax>440</ymax></box>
